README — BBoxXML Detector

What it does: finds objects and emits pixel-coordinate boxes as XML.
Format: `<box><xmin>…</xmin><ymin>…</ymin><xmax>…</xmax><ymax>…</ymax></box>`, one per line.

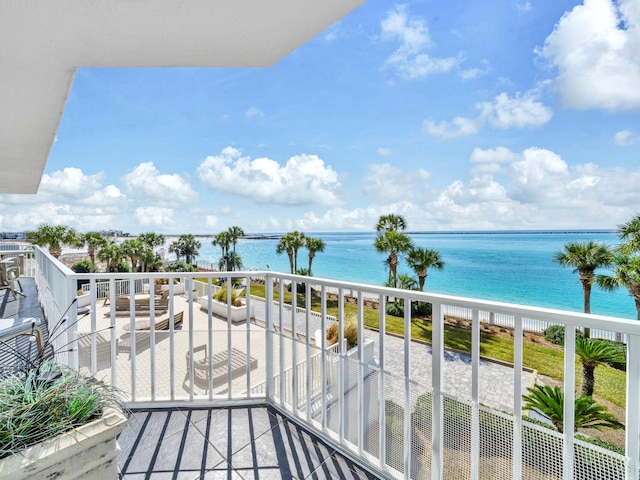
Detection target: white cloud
<box><xmin>362</xmin><ymin>163</ymin><xmax>429</xmax><ymax>204</ymax></box>
<box><xmin>614</xmin><ymin>129</ymin><xmax>639</xmax><ymax>145</ymax></box>
<box><xmin>469</xmin><ymin>147</ymin><xmax>520</xmax><ymax>174</ymax></box>
<box><xmin>377</xmin><ymin>147</ymin><xmax>393</xmax><ymax>157</ymax></box>
<box><xmin>517</xmin><ymin>2</ymin><xmax>533</xmax><ymax>14</ymax></box>
<box><xmin>538</xmin><ymin>0</ymin><xmax>640</xmax><ymax>111</ymax></box>
<box><xmin>460</xmin><ymin>59</ymin><xmax>491</xmax><ymax>80</ymax></box>
<box><xmin>381</xmin><ymin>5</ymin><xmax>459</xmax><ymax>79</ymax></box>
<box><xmin>205</xmin><ymin>215</ymin><xmax>218</xmax><ymax>228</ymax></box>
<box><xmin>134</xmin><ymin>206</ymin><xmax>176</xmax><ymax>227</ymax></box>
<box><xmin>122</xmin><ymin>162</ymin><xmax>197</xmax><ymax>206</ymax></box>
<box><xmin>245</xmin><ymin>107</ymin><xmax>264</xmax><ymax>119</ymax></box>
<box><xmin>479</xmin><ymin>92</ymin><xmax>553</xmax><ymax>129</ymax></box>
<box><xmin>423</xmin><ymin>116</ymin><xmax>481</xmax><ymax>139</ymax></box>
<box><xmin>197</xmin><ymin>147</ymin><xmax>343</xmax><ymax>207</ymax></box>
<box><xmin>424</xmin><ymin>90</ymin><xmax>552</xmax><ymax>139</ymax></box>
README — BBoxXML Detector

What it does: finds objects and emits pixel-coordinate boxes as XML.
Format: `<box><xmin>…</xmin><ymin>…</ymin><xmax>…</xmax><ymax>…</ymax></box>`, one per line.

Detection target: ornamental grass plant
<box><xmin>0</xmin><ymin>360</ymin><xmax>126</xmax><ymax>459</ymax></box>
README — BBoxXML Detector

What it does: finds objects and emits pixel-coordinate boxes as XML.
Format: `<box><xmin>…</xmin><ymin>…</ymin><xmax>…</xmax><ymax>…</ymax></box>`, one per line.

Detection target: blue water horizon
<box><xmin>191</xmin><ymin>229</ymin><xmax>636</xmax><ymax>321</ymax></box>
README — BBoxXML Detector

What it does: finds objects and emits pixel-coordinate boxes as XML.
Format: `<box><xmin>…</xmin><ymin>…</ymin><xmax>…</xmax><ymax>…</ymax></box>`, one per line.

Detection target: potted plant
<box><xmin>198</xmin><ymin>286</ymin><xmax>254</xmax><ymax>323</ymax></box>
<box><xmin>318</xmin><ymin>314</ymin><xmax>375</xmax><ymax>392</ymax></box>
<box><xmin>0</xmin><ymin>319</ymin><xmax>128</xmax><ymax>479</ymax></box>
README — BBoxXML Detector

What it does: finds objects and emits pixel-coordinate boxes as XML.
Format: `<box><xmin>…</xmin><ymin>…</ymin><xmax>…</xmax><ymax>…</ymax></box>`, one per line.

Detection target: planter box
<box><xmin>198</xmin><ymin>296</ymin><xmax>254</xmax><ymax>324</ymax></box>
<box><xmin>315</xmin><ymin>329</ymin><xmax>375</xmax><ymax>392</ymax></box>
<box><xmin>76</xmin><ymin>294</ymin><xmax>91</xmax><ymax>308</ymax></box>
<box><xmin>161</xmin><ymin>283</ymin><xmax>185</xmax><ymax>295</ymax></box>
<box><xmin>0</xmin><ymin>407</ymin><xmax>127</xmax><ymax>480</ymax></box>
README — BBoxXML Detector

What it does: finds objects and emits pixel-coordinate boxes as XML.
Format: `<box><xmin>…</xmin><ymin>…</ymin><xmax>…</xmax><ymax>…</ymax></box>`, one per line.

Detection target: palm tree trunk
<box><xmin>581</xmin><ymin>280</ymin><xmax>592</xmax><ymax>338</ymax></box>
<box><xmin>308</xmin><ymin>253</ymin><xmax>315</xmax><ymax>276</ymax></box>
<box><xmin>581</xmin><ymin>362</ymin><xmax>595</xmax><ymax>396</ymax></box>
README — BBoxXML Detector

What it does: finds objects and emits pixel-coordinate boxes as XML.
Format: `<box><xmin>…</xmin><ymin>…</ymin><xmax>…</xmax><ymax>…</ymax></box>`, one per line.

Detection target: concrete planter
<box><xmin>0</xmin><ymin>407</ymin><xmax>127</xmax><ymax>480</ymax></box>
<box><xmin>198</xmin><ymin>296</ymin><xmax>254</xmax><ymax>324</ymax></box>
<box><xmin>161</xmin><ymin>283</ymin><xmax>185</xmax><ymax>295</ymax></box>
<box><xmin>315</xmin><ymin>329</ymin><xmax>375</xmax><ymax>392</ymax></box>
<box><xmin>76</xmin><ymin>294</ymin><xmax>91</xmax><ymax>308</ymax></box>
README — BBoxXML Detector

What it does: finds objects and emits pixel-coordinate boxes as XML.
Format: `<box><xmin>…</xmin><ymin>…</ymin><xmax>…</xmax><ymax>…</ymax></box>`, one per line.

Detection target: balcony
<box><xmin>7</xmin><ymin>246</ymin><xmax>640</xmax><ymax>479</ymax></box>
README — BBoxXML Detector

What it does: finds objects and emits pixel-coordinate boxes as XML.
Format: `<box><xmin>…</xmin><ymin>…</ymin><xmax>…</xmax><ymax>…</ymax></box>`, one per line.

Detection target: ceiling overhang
<box><xmin>0</xmin><ymin>0</ymin><xmax>365</xmax><ymax>193</ymax></box>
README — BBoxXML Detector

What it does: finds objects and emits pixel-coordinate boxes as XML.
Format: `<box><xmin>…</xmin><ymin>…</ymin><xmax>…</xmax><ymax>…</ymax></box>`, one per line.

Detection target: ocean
<box><xmin>191</xmin><ymin>231</ymin><xmax>637</xmax><ymax>320</ymax></box>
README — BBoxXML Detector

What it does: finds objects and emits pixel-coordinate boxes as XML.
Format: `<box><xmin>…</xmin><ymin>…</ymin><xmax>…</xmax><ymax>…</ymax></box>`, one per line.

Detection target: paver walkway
<box><xmin>252</xmin><ymin>296</ymin><xmax>533</xmax><ymax>413</ymax></box>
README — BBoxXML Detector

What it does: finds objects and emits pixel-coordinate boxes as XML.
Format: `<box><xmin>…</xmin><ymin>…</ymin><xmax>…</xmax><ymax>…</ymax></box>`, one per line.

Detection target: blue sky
<box><xmin>2</xmin><ymin>0</ymin><xmax>639</xmax><ymax>234</ymax></box>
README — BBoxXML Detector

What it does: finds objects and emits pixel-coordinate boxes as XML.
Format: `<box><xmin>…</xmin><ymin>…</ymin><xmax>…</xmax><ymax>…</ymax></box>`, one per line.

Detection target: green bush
<box><xmin>163</xmin><ymin>259</ymin><xmax>196</xmax><ymax>272</ymax></box>
<box><xmin>543</xmin><ymin>325</ymin><xmax>566</xmax><ymax>345</ymax></box>
<box><xmin>71</xmin><ymin>259</ymin><xmax>97</xmax><ymax>273</ymax></box>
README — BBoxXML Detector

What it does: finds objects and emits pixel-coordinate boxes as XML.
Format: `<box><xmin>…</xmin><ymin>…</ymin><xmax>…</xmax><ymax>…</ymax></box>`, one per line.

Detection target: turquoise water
<box><xmin>194</xmin><ymin>231</ymin><xmax>637</xmax><ymax>320</ymax></box>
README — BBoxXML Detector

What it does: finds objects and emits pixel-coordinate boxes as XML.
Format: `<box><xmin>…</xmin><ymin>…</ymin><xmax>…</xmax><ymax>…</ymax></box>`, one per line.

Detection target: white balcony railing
<box><xmin>31</xmin><ymin>246</ymin><xmax>640</xmax><ymax>480</ymax></box>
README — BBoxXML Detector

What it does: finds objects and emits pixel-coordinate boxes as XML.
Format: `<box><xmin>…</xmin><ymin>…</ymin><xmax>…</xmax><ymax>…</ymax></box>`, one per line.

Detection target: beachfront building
<box><xmin>1</xmin><ymin>2</ymin><xmax>640</xmax><ymax>480</ymax></box>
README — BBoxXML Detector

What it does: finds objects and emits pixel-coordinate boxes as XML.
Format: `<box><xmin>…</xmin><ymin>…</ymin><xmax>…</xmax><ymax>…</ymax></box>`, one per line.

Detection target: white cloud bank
<box><xmin>424</xmin><ymin>90</ymin><xmax>553</xmax><ymax>139</ymax></box>
<box><xmin>197</xmin><ymin>147</ymin><xmax>342</xmax><ymax>207</ymax></box>
<box><xmin>293</xmin><ymin>146</ymin><xmax>640</xmax><ymax>231</ymax></box>
<box><xmin>538</xmin><ymin>0</ymin><xmax>640</xmax><ymax>111</ymax></box>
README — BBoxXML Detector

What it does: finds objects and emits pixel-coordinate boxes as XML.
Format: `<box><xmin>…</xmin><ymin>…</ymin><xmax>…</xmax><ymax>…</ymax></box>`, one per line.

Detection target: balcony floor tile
<box><xmin>118</xmin><ymin>406</ymin><xmax>378</xmax><ymax>480</ymax></box>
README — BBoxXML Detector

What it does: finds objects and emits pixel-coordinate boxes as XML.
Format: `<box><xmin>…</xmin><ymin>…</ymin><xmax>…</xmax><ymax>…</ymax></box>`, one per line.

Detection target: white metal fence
<box><xmin>32</xmin><ymin>252</ymin><xmax>640</xmax><ymax>480</ymax></box>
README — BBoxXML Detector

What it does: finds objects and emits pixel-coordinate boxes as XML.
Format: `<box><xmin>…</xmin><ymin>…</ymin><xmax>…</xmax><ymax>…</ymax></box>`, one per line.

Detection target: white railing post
<box><xmin>378</xmin><ymin>293</ymin><xmax>387</xmax><ymax>473</ymax></box>
<box><xmin>626</xmin><ymin>334</ymin><xmax>640</xmax><ymax>480</ymax></box>
<box><xmin>513</xmin><ymin>315</ymin><xmax>524</xmax><ymax>480</ymax></box>
<box><xmin>431</xmin><ymin>301</ymin><xmax>443</xmax><ymax>480</ymax></box>
<box><xmin>563</xmin><ymin>324</ymin><xmax>576</xmax><ymax>480</ymax></box>
<box><xmin>403</xmin><ymin>295</ymin><xmax>412</xmax><ymax>480</ymax></box>
<box><xmin>265</xmin><ymin>276</ymin><xmax>274</xmax><ymax>400</ymax></box>
<box><xmin>471</xmin><ymin>308</ymin><xmax>480</xmax><ymax>480</ymax></box>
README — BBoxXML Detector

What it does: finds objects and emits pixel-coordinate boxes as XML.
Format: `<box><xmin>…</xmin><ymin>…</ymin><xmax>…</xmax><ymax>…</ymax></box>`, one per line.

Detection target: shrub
<box><xmin>543</xmin><ymin>325</ymin><xmax>566</xmax><ymax>345</ymax></box>
<box><xmin>71</xmin><ymin>259</ymin><xmax>97</xmax><ymax>273</ymax></box>
<box><xmin>163</xmin><ymin>260</ymin><xmax>196</xmax><ymax>272</ymax></box>
<box><xmin>386</xmin><ymin>302</ymin><xmax>404</xmax><ymax>317</ymax></box>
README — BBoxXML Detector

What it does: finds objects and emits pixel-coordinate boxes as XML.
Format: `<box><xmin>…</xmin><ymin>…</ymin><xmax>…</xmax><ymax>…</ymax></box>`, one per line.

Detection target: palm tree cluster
<box><xmin>26</xmin><ymin>224</ymin><xmax>168</xmax><ymax>273</ymax></box>
<box><xmin>373</xmin><ymin>214</ymin><xmax>444</xmax><ymax>291</ymax></box>
<box><xmin>212</xmin><ymin>226</ymin><xmax>245</xmax><ymax>272</ymax></box>
<box><xmin>169</xmin><ymin>234</ymin><xmax>201</xmax><ymax>265</ymax></box>
<box><xmin>275</xmin><ymin>231</ymin><xmax>326</xmax><ymax>276</ymax></box>
<box><xmin>525</xmin><ymin>212</ymin><xmax>640</xmax><ymax>434</ymax></box>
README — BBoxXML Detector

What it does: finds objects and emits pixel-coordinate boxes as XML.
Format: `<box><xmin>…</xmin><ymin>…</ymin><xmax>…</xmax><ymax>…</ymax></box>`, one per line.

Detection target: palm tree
<box><xmin>575</xmin><ymin>337</ymin><xmax>625</xmax><ymax>397</ymax></box>
<box><xmin>168</xmin><ymin>240</ymin><xmax>183</xmax><ymax>261</ymax></box>
<box><xmin>120</xmin><ymin>238</ymin><xmax>146</xmax><ymax>272</ymax></box>
<box><xmin>219</xmin><ymin>251</ymin><xmax>243</xmax><ymax>272</ymax></box>
<box><xmin>522</xmin><ymin>384</ymin><xmax>623</xmax><ymax>433</ymax></box>
<box><xmin>81</xmin><ymin>232</ymin><xmax>108</xmax><ymax>268</ymax></box>
<box><xmin>212</xmin><ymin>231</ymin><xmax>232</xmax><ymax>270</ymax></box>
<box><xmin>305</xmin><ymin>237</ymin><xmax>325</xmax><ymax>276</ymax></box>
<box><xmin>406</xmin><ymin>247</ymin><xmax>444</xmax><ymax>291</ymax></box>
<box><xmin>375</xmin><ymin>214</ymin><xmax>407</xmax><ymax>232</ymax></box>
<box><xmin>396</xmin><ymin>273</ymin><xmax>418</xmax><ymax>291</ymax></box>
<box><xmin>553</xmin><ymin>241</ymin><xmax>611</xmax><ymax>337</ymax></box>
<box><xmin>26</xmin><ymin>224</ymin><xmax>79</xmax><ymax>258</ymax></box>
<box><xmin>618</xmin><ymin>212</ymin><xmax>640</xmax><ymax>254</ymax></box>
<box><xmin>97</xmin><ymin>241</ymin><xmax>124</xmax><ymax>273</ymax></box>
<box><xmin>597</xmin><ymin>253</ymin><xmax>640</xmax><ymax>320</ymax></box>
<box><xmin>138</xmin><ymin>232</ymin><xmax>165</xmax><ymax>250</ymax></box>
<box><xmin>276</xmin><ymin>231</ymin><xmax>306</xmax><ymax>274</ymax></box>
<box><xmin>374</xmin><ymin>230</ymin><xmax>414</xmax><ymax>289</ymax></box>
<box><xmin>178</xmin><ymin>234</ymin><xmax>201</xmax><ymax>265</ymax></box>
<box><xmin>228</xmin><ymin>226</ymin><xmax>245</xmax><ymax>253</ymax></box>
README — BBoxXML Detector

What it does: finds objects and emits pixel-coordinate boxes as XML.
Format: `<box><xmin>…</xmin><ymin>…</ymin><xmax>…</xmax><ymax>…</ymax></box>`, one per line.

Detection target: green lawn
<box><xmin>246</xmin><ymin>284</ymin><xmax>626</xmax><ymax>408</ymax></box>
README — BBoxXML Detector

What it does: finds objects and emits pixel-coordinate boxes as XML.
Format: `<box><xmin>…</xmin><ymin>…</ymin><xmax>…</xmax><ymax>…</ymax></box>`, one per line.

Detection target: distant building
<box><xmin>0</xmin><ymin>231</ymin><xmax>27</xmax><ymax>240</ymax></box>
<box><xmin>99</xmin><ymin>230</ymin><xmax>130</xmax><ymax>237</ymax></box>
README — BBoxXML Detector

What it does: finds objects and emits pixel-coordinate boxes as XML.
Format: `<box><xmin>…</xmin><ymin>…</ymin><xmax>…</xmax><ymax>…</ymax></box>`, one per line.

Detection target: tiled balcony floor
<box><xmin>117</xmin><ymin>405</ymin><xmax>379</xmax><ymax>480</ymax></box>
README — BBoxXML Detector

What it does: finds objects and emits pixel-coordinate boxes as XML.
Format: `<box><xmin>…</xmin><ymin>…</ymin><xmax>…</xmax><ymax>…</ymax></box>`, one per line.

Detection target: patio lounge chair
<box><xmin>118</xmin><ymin>312</ymin><xmax>183</xmax><ymax>356</ymax></box>
<box><xmin>184</xmin><ymin>345</ymin><xmax>258</xmax><ymax>393</ymax></box>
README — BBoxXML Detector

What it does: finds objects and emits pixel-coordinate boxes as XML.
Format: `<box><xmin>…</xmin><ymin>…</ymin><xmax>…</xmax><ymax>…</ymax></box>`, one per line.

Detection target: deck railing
<box><xmin>32</xmin><ymin>247</ymin><xmax>640</xmax><ymax>480</ymax></box>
